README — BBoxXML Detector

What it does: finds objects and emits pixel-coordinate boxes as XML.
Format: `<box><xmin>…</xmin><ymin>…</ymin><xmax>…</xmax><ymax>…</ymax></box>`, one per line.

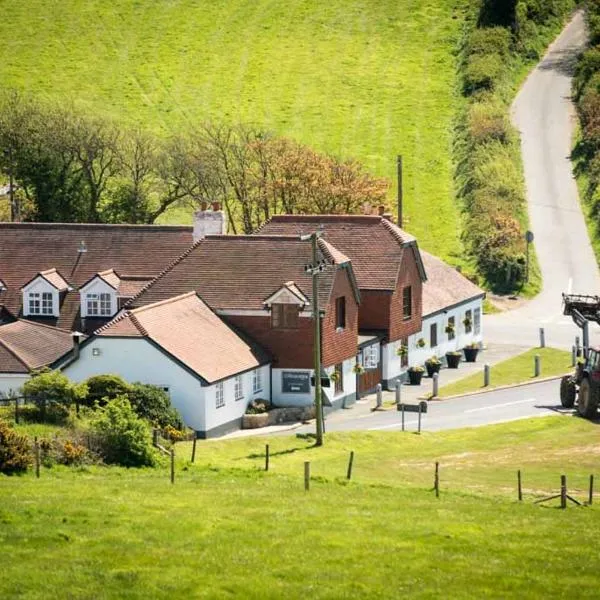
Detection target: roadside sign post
<box><xmin>525</xmin><ymin>230</ymin><xmax>534</xmax><ymax>283</ymax></box>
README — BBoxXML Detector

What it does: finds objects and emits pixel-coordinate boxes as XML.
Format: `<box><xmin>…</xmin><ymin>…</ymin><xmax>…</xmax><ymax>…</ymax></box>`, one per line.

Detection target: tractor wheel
<box><xmin>560</xmin><ymin>376</ymin><xmax>576</xmax><ymax>408</ymax></box>
<box><xmin>577</xmin><ymin>378</ymin><xmax>599</xmax><ymax>419</ymax></box>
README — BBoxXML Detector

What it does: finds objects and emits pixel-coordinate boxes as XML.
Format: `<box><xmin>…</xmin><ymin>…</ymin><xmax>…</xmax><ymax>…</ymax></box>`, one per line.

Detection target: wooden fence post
<box><xmin>589</xmin><ymin>474</ymin><xmax>594</xmax><ymax>505</ymax></box>
<box><xmin>14</xmin><ymin>397</ymin><xmax>19</xmax><ymax>424</ymax></box>
<box><xmin>191</xmin><ymin>436</ymin><xmax>197</xmax><ymax>463</ymax></box>
<box><xmin>304</xmin><ymin>461</ymin><xmax>310</xmax><ymax>491</ymax></box>
<box><xmin>434</xmin><ymin>462</ymin><xmax>439</xmax><ymax>498</ymax></box>
<box><xmin>34</xmin><ymin>437</ymin><xmax>40</xmax><ymax>479</ymax></box>
<box><xmin>265</xmin><ymin>444</ymin><xmax>270</xmax><ymax>472</ymax></box>
<box><xmin>347</xmin><ymin>451</ymin><xmax>354</xmax><ymax>481</ymax></box>
<box><xmin>560</xmin><ymin>475</ymin><xmax>567</xmax><ymax>509</ymax></box>
<box><xmin>170</xmin><ymin>449</ymin><xmax>175</xmax><ymax>485</ymax></box>
<box><xmin>517</xmin><ymin>470</ymin><xmax>522</xmax><ymax>501</ymax></box>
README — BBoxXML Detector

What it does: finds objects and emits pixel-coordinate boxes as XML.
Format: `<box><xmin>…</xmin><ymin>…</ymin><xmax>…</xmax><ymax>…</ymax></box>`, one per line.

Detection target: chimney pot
<box><xmin>211</xmin><ymin>201</ymin><xmax>221</xmax><ymax>212</ymax></box>
<box><xmin>378</xmin><ymin>205</ymin><xmax>385</xmax><ymax>216</ymax></box>
<box><xmin>200</xmin><ymin>201</ymin><xmax>208</xmax><ymax>211</ymax></box>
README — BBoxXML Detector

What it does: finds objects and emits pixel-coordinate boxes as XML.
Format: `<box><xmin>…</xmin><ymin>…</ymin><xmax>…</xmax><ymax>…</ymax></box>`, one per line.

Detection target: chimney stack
<box><xmin>71</xmin><ymin>331</ymin><xmax>83</xmax><ymax>360</ymax></box>
<box><xmin>193</xmin><ymin>201</ymin><xmax>227</xmax><ymax>242</ymax></box>
<box><xmin>378</xmin><ymin>205</ymin><xmax>385</xmax><ymax>216</ymax></box>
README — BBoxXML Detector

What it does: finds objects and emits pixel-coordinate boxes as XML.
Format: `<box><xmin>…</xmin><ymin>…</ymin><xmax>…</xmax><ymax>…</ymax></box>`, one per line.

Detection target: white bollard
<box><xmin>395</xmin><ymin>380</ymin><xmax>401</xmax><ymax>405</ymax></box>
<box><xmin>539</xmin><ymin>327</ymin><xmax>545</xmax><ymax>348</ymax></box>
<box><xmin>534</xmin><ymin>354</ymin><xmax>541</xmax><ymax>377</ymax></box>
<box><xmin>376</xmin><ymin>383</ymin><xmax>382</xmax><ymax>408</ymax></box>
<box><xmin>484</xmin><ymin>364</ymin><xmax>490</xmax><ymax>387</ymax></box>
<box><xmin>432</xmin><ymin>373</ymin><xmax>439</xmax><ymax>397</ymax></box>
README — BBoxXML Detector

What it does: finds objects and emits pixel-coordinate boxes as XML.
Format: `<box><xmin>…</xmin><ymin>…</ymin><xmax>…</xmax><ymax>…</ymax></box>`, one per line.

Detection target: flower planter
<box><xmin>425</xmin><ymin>362</ymin><xmax>441</xmax><ymax>378</ymax></box>
<box><xmin>242</xmin><ymin>413</ymin><xmax>270</xmax><ymax>429</ymax></box>
<box><xmin>407</xmin><ymin>369</ymin><xmax>424</xmax><ymax>385</ymax></box>
<box><xmin>445</xmin><ymin>352</ymin><xmax>461</xmax><ymax>369</ymax></box>
<box><xmin>463</xmin><ymin>347</ymin><xmax>479</xmax><ymax>363</ymax></box>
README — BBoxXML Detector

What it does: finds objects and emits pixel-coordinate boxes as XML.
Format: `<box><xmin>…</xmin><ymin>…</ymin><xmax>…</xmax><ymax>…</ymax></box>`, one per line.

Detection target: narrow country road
<box><xmin>486</xmin><ymin>10</ymin><xmax>600</xmax><ymax>350</ymax></box>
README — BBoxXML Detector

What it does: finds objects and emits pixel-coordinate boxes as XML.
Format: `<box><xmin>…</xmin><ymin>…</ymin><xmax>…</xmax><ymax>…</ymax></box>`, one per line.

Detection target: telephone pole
<box><xmin>302</xmin><ymin>231</ymin><xmax>327</xmax><ymax>446</ymax></box>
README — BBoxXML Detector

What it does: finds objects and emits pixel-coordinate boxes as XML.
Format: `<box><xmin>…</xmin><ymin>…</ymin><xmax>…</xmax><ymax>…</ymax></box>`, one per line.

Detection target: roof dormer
<box><xmin>21</xmin><ymin>269</ymin><xmax>69</xmax><ymax>318</ymax></box>
<box><xmin>263</xmin><ymin>281</ymin><xmax>309</xmax><ymax>309</ymax></box>
<box><xmin>264</xmin><ymin>281</ymin><xmax>309</xmax><ymax>330</ymax></box>
<box><xmin>79</xmin><ymin>270</ymin><xmax>119</xmax><ymax>319</ymax></box>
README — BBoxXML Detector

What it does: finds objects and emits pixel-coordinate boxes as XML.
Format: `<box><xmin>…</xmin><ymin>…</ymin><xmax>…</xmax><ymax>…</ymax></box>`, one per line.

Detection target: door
<box><xmin>357</xmin><ymin>343</ymin><xmax>382</xmax><ymax>398</ymax></box>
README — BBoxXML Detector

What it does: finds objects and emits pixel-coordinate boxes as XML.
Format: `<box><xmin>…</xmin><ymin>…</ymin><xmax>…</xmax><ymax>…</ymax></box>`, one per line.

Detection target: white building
<box><xmin>62</xmin><ymin>292</ymin><xmax>271</xmax><ymax>438</ymax></box>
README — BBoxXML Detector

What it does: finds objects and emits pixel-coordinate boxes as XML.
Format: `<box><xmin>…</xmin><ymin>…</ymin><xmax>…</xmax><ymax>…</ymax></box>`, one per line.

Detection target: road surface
<box><xmin>485</xmin><ymin>10</ymin><xmax>600</xmax><ymax>350</ymax></box>
<box><xmin>292</xmin><ymin>379</ymin><xmax>574</xmax><ymax>434</ymax></box>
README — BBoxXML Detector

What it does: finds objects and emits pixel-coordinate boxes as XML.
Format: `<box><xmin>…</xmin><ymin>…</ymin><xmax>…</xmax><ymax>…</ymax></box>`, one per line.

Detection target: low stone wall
<box><xmin>242</xmin><ymin>406</ymin><xmax>315</xmax><ymax>429</ymax></box>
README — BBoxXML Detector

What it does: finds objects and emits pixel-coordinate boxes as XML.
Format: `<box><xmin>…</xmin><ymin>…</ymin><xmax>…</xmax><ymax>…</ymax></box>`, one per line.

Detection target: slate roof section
<box><xmin>96</xmin><ymin>292</ymin><xmax>269</xmax><ymax>383</ymax></box>
<box><xmin>0</xmin><ymin>320</ymin><xmax>77</xmax><ymax>374</ymax></box>
<box><xmin>256</xmin><ymin>215</ymin><xmax>426</xmax><ymax>290</ymax></box>
<box><xmin>421</xmin><ymin>251</ymin><xmax>485</xmax><ymax>317</ymax></box>
<box><xmin>0</xmin><ymin>222</ymin><xmax>193</xmax><ymax>332</ymax></box>
<box><xmin>130</xmin><ymin>235</ymin><xmax>359</xmax><ymax>312</ymax></box>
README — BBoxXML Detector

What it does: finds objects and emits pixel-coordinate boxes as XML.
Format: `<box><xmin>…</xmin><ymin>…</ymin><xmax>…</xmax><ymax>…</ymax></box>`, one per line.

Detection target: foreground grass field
<box><xmin>2</xmin><ymin>418</ymin><xmax>598</xmax><ymax>598</ymax></box>
<box><xmin>0</xmin><ymin>0</ymin><xmax>466</xmax><ymax>258</ymax></box>
<box><xmin>437</xmin><ymin>347</ymin><xmax>572</xmax><ymax>398</ymax></box>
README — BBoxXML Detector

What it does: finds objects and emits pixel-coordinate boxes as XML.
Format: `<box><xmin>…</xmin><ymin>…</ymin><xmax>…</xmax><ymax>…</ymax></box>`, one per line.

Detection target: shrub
<box><xmin>468</xmin><ymin>101</ymin><xmax>511</xmax><ymax>146</ymax></box>
<box><xmin>468</xmin><ymin>27</ymin><xmax>512</xmax><ymax>58</ymax></box>
<box><xmin>464</xmin><ymin>53</ymin><xmax>505</xmax><ymax>95</ymax></box>
<box><xmin>22</xmin><ymin>369</ymin><xmax>87</xmax><ymax>423</ymax></box>
<box><xmin>0</xmin><ymin>419</ymin><xmax>31</xmax><ymax>474</ymax></box>
<box><xmin>128</xmin><ymin>383</ymin><xmax>181</xmax><ymax>429</ymax></box>
<box><xmin>91</xmin><ymin>396</ymin><xmax>156</xmax><ymax>467</ymax></box>
<box><xmin>84</xmin><ymin>374</ymin><xmax>132</xmax><ymax>407</ymax></box>
<box><xmin>245</xmin><ymin>399</ymin><xmax>270</xmax><ymax>415</ymax></box>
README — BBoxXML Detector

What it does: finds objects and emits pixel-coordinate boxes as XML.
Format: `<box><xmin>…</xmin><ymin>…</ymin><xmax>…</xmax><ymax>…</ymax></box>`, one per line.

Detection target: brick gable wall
<box><xmin>321</xmin><ymin>268</ymin><xmax>359</xmax><ymax>368</ymax></box>
<box><xmin>357</xmin><ymin>290</ymin><xmax>391</xmax><ymax>331</ymax></box>
<box><xmin>223</xmin><ymin>267</ymin><xmax>358</xmax><ymax>370</ymax></box>
<box><xmin>389</xmin><ymin>249</ymin><xmax>423</xmax><ymax>341</ymax></box>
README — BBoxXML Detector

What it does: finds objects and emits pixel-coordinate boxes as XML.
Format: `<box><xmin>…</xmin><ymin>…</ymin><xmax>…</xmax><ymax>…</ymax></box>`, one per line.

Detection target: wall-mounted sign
<box><xmin>282</xmin><ymin>371</ymin><xmax>310</xmax><ymax>394</ymax></box>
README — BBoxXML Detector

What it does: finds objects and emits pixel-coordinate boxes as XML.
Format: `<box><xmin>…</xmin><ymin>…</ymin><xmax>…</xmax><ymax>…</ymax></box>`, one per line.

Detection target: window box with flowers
<box><xmin>407</xmin><ymin>365</ymin><xmax>425</xmax><ymax>385</ymax></box>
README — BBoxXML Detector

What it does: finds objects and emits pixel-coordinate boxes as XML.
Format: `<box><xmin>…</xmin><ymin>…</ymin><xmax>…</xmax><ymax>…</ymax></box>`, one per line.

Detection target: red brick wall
<box><xmin>223</xmin><ymin>267</ymin><xmax>358</xmax><ymax>370</ymax></box>
<box><xmin>321</xmin><ymin>267</ymin><xmax>359</xmax><ymax>368</ymax></box>
<box><xmin>389</xmin><ymin>248</ymin><xmax>423</xmax><ymax>342</ymax></box>
<box><xmin>358</xmin><ymin>290</ymin><xmax>391</xmax><ymax>331</ymax></box>
<box><xmin>223</xmin><ymin>314</ymin><xmax>314</xmax><ymax>369</ymax></box>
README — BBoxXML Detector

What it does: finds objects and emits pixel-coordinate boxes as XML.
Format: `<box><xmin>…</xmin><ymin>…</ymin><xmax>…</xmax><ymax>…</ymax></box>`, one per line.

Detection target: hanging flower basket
<box><xmin>352</xmin><ymin>363</ymin><xmax>365</xmax><ymax>375</ymax></box>
<box><xmin>444</xmin><ymin>323</ymin><xmax>455</xmax><ymax>335</ymax></box>
<box><xmin>416</xmin><ymin>337</ymin><xmax>426</xmax><ymax>348</ymax></box>
<box><xmin>396</xmin><ymin>344</ymin><xmax>408</xmax><ymax>357</ymax></box>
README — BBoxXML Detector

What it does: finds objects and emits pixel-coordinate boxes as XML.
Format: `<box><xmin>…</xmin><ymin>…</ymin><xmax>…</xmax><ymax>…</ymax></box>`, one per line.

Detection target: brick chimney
<box><xmin>193</xmin><ymin>202</ymin><xmax>227</xmax><ymax>241</ymax></box>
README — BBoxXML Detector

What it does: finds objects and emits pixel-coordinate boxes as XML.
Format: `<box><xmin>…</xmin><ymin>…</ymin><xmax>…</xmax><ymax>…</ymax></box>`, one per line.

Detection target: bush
<box><xmin>245</xmin><ymin>399</ymin><xmax>270</xmax><ymax>415</ymax></box>
<box><xmin>84</xmin><ymin>374</ymin><xmax>132</xmax><ymax>407</ymax></box>
<box><xmin>464</xmin><ymin>53</ymin><xmax>505</xmax><ymax>95</ymax></box>
<box><xmin>468</xmin><ymin>101</ymin><xmax>511</xmax><ymax>146</ymax></box>
<box><xmin>38</xmin><ymin>436</ymin><xmax>92</xmax><ymax>467</ymax></box>
<box><xmin>128</xmin><ymin>383</ymin><xmax>181</xmax><ymax>429</ymax></box>
<box><xmin>468</xmin><ymin>27</ymin><xmax>512</xmax><ymax>58</ymax></box>
<box><xmin>22</xmin><ymin>369</ymin><xmax>87</xmax><ymax>423</ymax></box>
<box><xmin>91</xmin><ymin>396</ymin><xmax>156</xmax><ymax>467</ymax></box>
<box><xmin>0</xmin><ymin>419</ymin><xmax>31</xmax><ymax>474</ymax></box>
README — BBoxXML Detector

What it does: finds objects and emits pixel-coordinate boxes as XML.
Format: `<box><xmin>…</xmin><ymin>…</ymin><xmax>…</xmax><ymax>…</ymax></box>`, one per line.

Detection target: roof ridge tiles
<box><xmin>0</xmin><ymin>222</ymin><xmax>192</xmax><ymax>231</ymax></box>
<box><xmin>128</xmin><ymin>313</ymin><xmax>149</xmax><ymax>337</ymax></box>
<box><xmin>204</xmin><ymin>234</ymin><xmax>303</xmax><ymax>241</ymax></box>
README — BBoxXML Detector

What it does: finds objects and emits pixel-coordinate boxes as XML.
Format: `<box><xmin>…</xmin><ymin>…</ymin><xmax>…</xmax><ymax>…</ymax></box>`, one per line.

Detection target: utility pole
<box><xmin>397</xmin><ymin>155</ymin><xmax>403</xmax><ymax>228</ymax></box>
<box><xmin>302</xmin><ymin>231</ymin><xmax>326</xmax><ymax>446</ymax></box>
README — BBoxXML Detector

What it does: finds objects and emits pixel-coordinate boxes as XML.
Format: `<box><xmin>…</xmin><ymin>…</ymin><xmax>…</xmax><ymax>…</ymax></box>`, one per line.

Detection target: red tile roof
<box><xmin>131</xmin><ymin>235</ymin><xmax>358</xmax><ymax>312</ymax></box>
<box><xmin>256</xmin><ymin>215</ymin><xmax>425</xmax><ymax>290</ymax></box>
<box><xmin>421</xmin><ymin>251</ymin><xmax>485</xmax><ymax>316</ymax></box>
<box><xmin>97</xmin><ymin>292</ymin><xmax>269</xmax><ymax>383</ymax></box>
<box><xmin>0</xmin><ymin>222</ymin><xmax>193</xmax><ymax>331</ymax></box>
<box><xmin>0</xmin><ymin>320</ymin><xmax>77</xmax><ymax>374</ymax></box>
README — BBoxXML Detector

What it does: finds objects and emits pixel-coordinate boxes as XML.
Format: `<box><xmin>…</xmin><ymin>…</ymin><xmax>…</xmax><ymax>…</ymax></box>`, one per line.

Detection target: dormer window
<box><xmin>28</xmin><ymin>291</ymin><xmax>53</xmax><ymax>315</ymax></box>
<box><xmin>272</xmin><ymin>303</ymin><xmax>299</xmax><ymax>329</ymax></box>
<box><xmin>264</xmin><ymin>281</ymin><xmax>308</xmax><ymax>331</ymax></box>
<box><xmin>86</xmin><ymin>292</ymin><xmax>112</xmax><ymax>317</ymax></box>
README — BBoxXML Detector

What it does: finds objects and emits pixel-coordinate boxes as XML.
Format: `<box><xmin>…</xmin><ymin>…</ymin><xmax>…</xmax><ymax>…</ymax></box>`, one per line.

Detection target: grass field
<box><xmin>437</xmin><ymin>347</ymin><xmax>572</xmax><ymax>398</ymax></box>
<box><xmin>0</xmin><ymin>0</ymin><xmax>468</xmax><ymax>259</ymax></box>
<box><xmin>1</xmin><ymin>418</ymin><xmax>599</xmax><ymax>598</ymax></box>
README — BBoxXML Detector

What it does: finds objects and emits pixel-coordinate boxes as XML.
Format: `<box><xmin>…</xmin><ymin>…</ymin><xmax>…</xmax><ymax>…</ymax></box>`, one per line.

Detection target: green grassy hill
<box><xmin>1</xmin><ymin>418</ymin><xmax>599</xmax><ymax>598</ymax></box>
<box><xmin>0</xmin><ymin>0</ymin><xmax>467</xmax><ymax>259</ymax></box>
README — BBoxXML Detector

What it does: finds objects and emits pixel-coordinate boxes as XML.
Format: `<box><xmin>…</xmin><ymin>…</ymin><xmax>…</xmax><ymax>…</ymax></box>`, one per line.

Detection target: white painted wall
<box><xmin>382</xmin><ymin>339</ymin><xmax>403</xmax><ymax>384</ymax></box>
<box><xmin>408</xmin><ymin>297</ymin><xmax>484</xmax><ymax>367</ymax></box>
<box><xmin>272</xmin><ymin>368</ymin><xmax>313</xmax><ymax>407</ymax></box>
<box><xmin>323</xmin><ymin>357</ymin><xmax>356</xmax><ymax>404</ymax></box>
<box><xmin>203</xmin><ymin>364</ymin><xmax>270</xmax><ymax>432</ymax></box>
<box><xmin>22</xmin><ymin>278</ymin><xmax>60</xmax><ymax>318</ymax></box>
<box><xmin>63</xmin><ymin>337</ymin><xmax>207</xmax><ymax>431</ymax></box>
<box><xmin>79</xmin><ymin>278</ymin><xmax>117</xmax><ymax>318</ymax></box>
<box><xmin>0</xmin><ymin>374</ymin><xmax>29</xmax><ymax>398</ymax></box>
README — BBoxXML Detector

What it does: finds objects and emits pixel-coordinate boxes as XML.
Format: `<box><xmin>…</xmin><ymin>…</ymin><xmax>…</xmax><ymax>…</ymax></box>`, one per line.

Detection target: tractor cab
<box><xmin>581</xmin><ymin>347</ymin><xmax>600</xmax><ymax>381</ymax></box>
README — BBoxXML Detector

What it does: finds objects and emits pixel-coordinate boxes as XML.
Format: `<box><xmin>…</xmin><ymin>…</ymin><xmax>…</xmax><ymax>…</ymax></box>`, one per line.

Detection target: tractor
<box><xmin>560</xmin><ymin>294</ymin><xmax>600</xmax><ymax>418</ymax></box>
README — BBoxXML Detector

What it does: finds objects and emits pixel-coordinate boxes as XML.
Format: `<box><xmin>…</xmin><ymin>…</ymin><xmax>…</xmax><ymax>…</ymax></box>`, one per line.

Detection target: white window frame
<box><xmin>215</xmin><ymin>382</ymin><xmax>225</xmax><ymax>408</ymax></box>
<box><xmin>86</xmin><ymin>292</ymin><xmax>112</xmax><ymax>317</ymax></box>
<box><xmin>252</xmin><ymin>369</ymin><xmax>262</xmax><ymax>394</ymax></box>
<box><xmin>28</xmin><ymin>291</ymin><xmax>53</xmax><ymax>316</ymax></box>
<box><xmin>474</xmin><ymin>307</ymin><xmax>481</xmax><ymax>335</ymax></box>
<box><xmin>363</xmin><ymin>345</ymin><xmax>379</xmax><ymax>369</ymax></box>
<box><xmin>234</xmin><ymin>375</ymin><xmax>243</xmax><ymax>401</ymax></box>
